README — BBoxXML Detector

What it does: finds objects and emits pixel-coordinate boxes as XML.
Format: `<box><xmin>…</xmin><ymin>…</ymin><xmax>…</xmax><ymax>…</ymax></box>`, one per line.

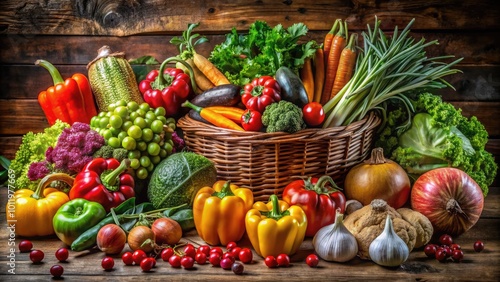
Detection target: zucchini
<box><xmin>275</xmin><ymin>66</ymin><xmax>309</xmax><ymax>108</ymax></box>
<box><xmin>87</xmin><ymin>45</ymin><xmax>144</xmax><ymax>111</ymax></box>
<box><xmin>190</xmin><ymin>84</ymin><xmax>241</xmax><ymax>107</ymax></box>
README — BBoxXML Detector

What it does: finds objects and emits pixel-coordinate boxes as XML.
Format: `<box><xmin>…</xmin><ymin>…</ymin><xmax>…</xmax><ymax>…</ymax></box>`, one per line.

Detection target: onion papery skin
<box><xmin>411</xmin><ymin>168</ymin><xmax>484</xmax><ymax>237</ymax></box>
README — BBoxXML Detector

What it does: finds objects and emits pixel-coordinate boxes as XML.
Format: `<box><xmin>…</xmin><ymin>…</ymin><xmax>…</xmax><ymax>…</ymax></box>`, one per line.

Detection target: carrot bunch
<box><xmin>301</xmin><ymin>19</ymin><xmax>358</xmax><ymax>106</ymax></box>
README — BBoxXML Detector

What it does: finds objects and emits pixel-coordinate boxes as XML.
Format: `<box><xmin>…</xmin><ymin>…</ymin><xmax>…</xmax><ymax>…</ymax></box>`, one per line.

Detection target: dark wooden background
<box><xmin>0</xmin><ymin>0</ymin><xmax>498</xmax><ymax>185</ymax></box>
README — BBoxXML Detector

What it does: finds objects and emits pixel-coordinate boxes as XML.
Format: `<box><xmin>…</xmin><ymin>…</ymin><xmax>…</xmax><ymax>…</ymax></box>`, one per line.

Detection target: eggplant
<box><xmin>190</xmin><ymin>84</ymin><xmax>241</xmax><ymax>107</ymax></box>
<box><xmin>275</xmin><ymin>66</ymin><xmax>309</xmax><ymax>108</ymax></box>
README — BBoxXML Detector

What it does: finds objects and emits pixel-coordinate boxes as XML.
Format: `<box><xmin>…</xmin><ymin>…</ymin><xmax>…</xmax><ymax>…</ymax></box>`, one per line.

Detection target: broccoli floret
<box><xmin>262</xmin><ymin>101</ymin><xmax>306</xmax><ymax>133</ymax></box>
<box><xmin>383</xmin><ymin>93</ymin><xmax>497</xmax><ymax>196</ymax></box>
<box><xmin>93</xmin><ymin>145</ymin><xmax>128</xmax><ymax>162</ymax></box>
<box><xmin>112</xmin><ymin>148</ymin><xmax>129</xmax><ymax>162</ymax></box>
<box><xmin>93</xmin><ymin>145</ymin><xmax>115</xmax><ymax>159</ymax></box>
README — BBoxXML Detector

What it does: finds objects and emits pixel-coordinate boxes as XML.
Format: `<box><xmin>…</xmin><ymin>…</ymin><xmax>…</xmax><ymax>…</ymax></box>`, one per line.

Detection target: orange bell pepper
<box><xmin>36</xmin><ymin>59</ymin><xmax>97</xmax><ymax>125</ymax></box>
<box><xmin>193</xmin><ymin>180</ymin><xmax>254</xmax><ymax>246</ymax></box>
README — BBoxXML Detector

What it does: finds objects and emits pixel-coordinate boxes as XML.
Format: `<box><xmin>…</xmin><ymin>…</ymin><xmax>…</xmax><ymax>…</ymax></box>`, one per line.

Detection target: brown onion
<box><xmin>96</xmin><ymin>224</ymin><xmax>126</xmax><ymax>254</ymax></box>
<box><xmin>151</xmin><ymin>218</ymin><xmax>182</xmax><ymax>245</ymax></box>
<box><xmin>127</xmin><ymin>225</ymin><xmax>155</xmax><ymax>253</ymax></box>
<box><xmin>411</xmin><ymin>167</ymin><xmax>484</xmax><ymax>237</ymax></box>
<box><xmin>344</xmin><ymin>147</ymin><xmax>411</xmax><ymax>208</ymax></box>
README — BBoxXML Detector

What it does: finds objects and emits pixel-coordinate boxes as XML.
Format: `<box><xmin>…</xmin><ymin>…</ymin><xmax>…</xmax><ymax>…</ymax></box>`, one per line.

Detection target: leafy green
<box><xmin>374</xmin><ymin>92</ymin><xmax>497</xmax><ymax>196</ymax></box>
<box><xmin>8</xmin><ymin>120</ymin><xmax>69</xmax><ymax>191</ymax></box>
<box><xmin>209</xmin><ymin>20</ymin><xmax>319</xmax><ymax>86</ymax></box>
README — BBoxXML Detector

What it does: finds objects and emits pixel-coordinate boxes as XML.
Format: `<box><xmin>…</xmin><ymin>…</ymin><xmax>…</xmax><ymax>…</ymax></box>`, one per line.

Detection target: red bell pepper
<box><xmin>241</xmin><ymin>76</ymin><xmax>281</xmax><ymax>113</ymax></box>
<box><xmin>139</xmin><ymin>57</ymin><xmax>197</xmax><ymax>117</ymax></box>
<box><xmin>241</xmin><ymin>109</ymin><xmax>263</xmax><ymax>131</ymax></box>
<box><xmin>69</xmin><ymin>158</ymin><xmax>135</xmax><ymax>212</ymax></box>
<box><xmin>282</xmin><ymin>176</ymin><xmax>346</xmax><ymax>237</ymax></box>
<box><xmin>36</xmin><ymin>59</ymin><xmax>97</xmax><ymax>125</ymax></box>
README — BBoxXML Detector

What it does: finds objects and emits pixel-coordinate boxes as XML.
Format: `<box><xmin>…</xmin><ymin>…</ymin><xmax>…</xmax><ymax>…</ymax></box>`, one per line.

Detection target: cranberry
<box><xmin>19</xmin><ymin>240</ymin><xmax>33</xmax><ymax>253</ymax></box>
<box><xmin>452</xmin><ymin>249</ymin><xmax>464</xmax><ymax>262</ymax></box>
<box><xmin>29</xmin><ymin>249</ymin><xmax>44</xmax><ymax>264</ymax></box>
<box><xmin>474</xmin><ymin>240</ymin><xmax>485</xmax><ymax>252</ymax></box>
<box><xmin>50</xmin><ymin>265</ymin><xmax>64</xmax><ymax>278</ymax></box>
<box><xmin>55</xmin><ymin>248</ymin><xmax>69</xmax><ymax>262</ymax></box>
<box><xmin>101</xmin><ymin>257</ymin><xmax>114</xmax><ymax>270</ymax></box>
<box><xmin>305</xmin><ymin>254</ymin><xmax>319</xmax><ymax>268</ymax></box>
<box><xmin>264</xmin><ymin>256</ymin><xmax>278</xmax><ymax>268</ymax></box>
<box><xmin>424</xmin><ymin>244</ymin><xmax>437</xmax><ymax>258</ymax></box>
<box><xmin>232</xmin><ymin>262</ymin><xmax>244</xmax><ymax>275</ymax></box>
<box><xmin>439</xmin><ymin>234</ymin><xmax>453</xmax><ymax>246</ymax></box>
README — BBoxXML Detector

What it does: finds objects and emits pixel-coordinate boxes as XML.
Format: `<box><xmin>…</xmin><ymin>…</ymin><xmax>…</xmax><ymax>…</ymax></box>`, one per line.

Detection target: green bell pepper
<box><xmin>53</xmin><ymin>198</ymin><xmax>106</xmax><ymax>246</ymax></box>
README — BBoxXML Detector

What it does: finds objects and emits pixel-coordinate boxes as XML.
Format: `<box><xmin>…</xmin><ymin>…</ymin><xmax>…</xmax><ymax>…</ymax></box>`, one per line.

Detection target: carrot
<box><xmin>193</xmin><ymin>52</ymin><xmax>231</xmax><ymax>86</ymax></box>
<box><xmin>323</xmin><ymin>19</ymin><xmax>341</xmax><ymax>67</ymax></box>
<box><xmin>313</xmin><ymin>48</ymin><xmax>325</xmax><ymax>103</ymax></box>
<box><xmin>300</xmin><ymin>57</ymin><xmax>315</xmax><ymax>103</ymax></box>
<box><xmin>320</xmin><ymin>20</ymin><xmax>347</xmax><ymax>105</ymax></box>
<box><xmin>183</xmin><ymin>101</ymin><xmax>244</xmax><ymax>131</ymax></box>
<box><xmin>206</xmin><ymin>106</ymin><xmax>245</xmax><ymax>124</ymax></box>
<box><xmin>330</xmin><ymin>33</ymin><xmax>358</xmax><ymax>100</ymax></box>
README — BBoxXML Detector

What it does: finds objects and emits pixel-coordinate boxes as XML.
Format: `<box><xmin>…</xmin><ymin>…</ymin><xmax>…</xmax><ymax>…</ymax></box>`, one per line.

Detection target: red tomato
<box><xmin>302</xmin><ymin>102</ymin><xmax>325</xmax><ymax>127</ymax></box>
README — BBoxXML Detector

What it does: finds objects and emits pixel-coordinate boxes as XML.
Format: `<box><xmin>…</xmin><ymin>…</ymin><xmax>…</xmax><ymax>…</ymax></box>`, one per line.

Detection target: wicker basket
<box><xmin>177</xmin><ymin>111</ymin><xmax>381</xmax><ymax>201</ymax></box>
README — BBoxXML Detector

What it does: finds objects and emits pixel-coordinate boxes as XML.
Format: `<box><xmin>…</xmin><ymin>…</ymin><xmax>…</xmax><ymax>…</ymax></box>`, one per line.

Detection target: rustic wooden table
<box><xmin>1</xmin><ymin>187</ymin><xmax>498</xmax><ymax>281</ymax></box>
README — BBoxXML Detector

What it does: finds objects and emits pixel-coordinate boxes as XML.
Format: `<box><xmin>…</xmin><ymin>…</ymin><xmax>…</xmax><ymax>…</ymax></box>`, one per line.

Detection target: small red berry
<box><xmin>306</xmin><ymin>254</ymin><xmax>319</xmax><ymax>267</ymax></box>
<box><xmin>474</xmin><ymin>240</ymin><xmax>485</xmax><ymax>252</ymax></box>
<box><xmin>50</xmin><ymin>265</ymin><xmax>64</xmax><ymax>278</ymax></box>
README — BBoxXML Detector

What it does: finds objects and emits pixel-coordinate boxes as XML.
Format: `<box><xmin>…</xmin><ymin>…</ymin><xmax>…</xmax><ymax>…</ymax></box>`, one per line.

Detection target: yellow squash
<box><xmin>6</xmin><ymin>173</ymin><xmax>73</xmax><ymax>237</ymax></box>
<box><xmin>193</xmin><ymin>180</ymin><xmax>253</xmax><ymax>246</ymax></box>
<box><xmin>245</xmin><ymin>194</ymin><xmax>307</xmax><ymax>257</ymax></box>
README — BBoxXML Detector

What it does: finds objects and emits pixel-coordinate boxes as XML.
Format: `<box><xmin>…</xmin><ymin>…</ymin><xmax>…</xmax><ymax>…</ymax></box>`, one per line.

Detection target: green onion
<box><xmin>322</xmin><ymin>17</ymin><xmax>463</xmax><ymax>128</ymax></box>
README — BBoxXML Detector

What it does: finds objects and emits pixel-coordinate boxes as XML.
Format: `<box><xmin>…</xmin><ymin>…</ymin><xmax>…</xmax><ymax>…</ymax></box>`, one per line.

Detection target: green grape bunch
<box><xmin>90</xmin><ymin>100</ymin><xmax>176</xmax><ymax>180</ymax></box>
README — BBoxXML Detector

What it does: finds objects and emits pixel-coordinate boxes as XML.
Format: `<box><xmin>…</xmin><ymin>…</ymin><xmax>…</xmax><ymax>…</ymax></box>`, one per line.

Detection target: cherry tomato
<box><xmin>140</xmin><ymin>257</ymin><xmax>155</xmax><ymax>272</ymax></box>
<box><xmin>305</xmin><ymin>254</ymin><xmax>319</xmax><ymax>267</ymax></box>
<box><xmin>209</xmin><ymin>253</ymin><xmax>221</xmax><ymax>266</ymax></box>
<box><xmin>226</xmin><ymin>242</ymin><xmax>238</xmax><ymax>251</ymax></box>
<box><xmin>161</xmin><ymin>247</ymin><xmax>174</xmax><ymax>262</ymax></box>
<box><xmin>222</xmin><ymin>252</ymin><xmax>235</xmax><ymax>263</ymax></box>
<box><xmin>276</xmin><ymin>254</ymin><xmax>290</xmax><ymax>267</ymax></box>
<box><xmin>29</xmin><ymin>250</ymin><xmax>44</xmax><ymax>264</ymax></box>
<box><xmin>238</xmin><ymin>248</ymin><xmax>253</xmax><ymax>264</ymax></box>
<box><xmin>197</xmin><ymin>245</ymin><xmax>211</xmax><ymax>257</ymax></box>
<box><xmin>19</xmin><ymin>240</ymin><xmax>33</xmax><ymax>253</ymax></box>
<box><xmin>169</xmin><ymin>254</ymin><xmax>182</xmax><ymax>268</ymax></box>
<box><xmin>132</xmin><ymin>250</ymin><xmax>147</xmax><ymax>265</ymax></box>
<box><xmin>232</xmin><ymin>262</ymin><xmax>244</xmax><ymax>275</ymax></box>
<box><xmin>50</xmin><ymin>265</ymin><xmax>64</xmax><ymax>278</ymax></box>
<box><xmin>181</xmin><ymin>256</ymin><xmax>195</xmax><ymax>269</ymax></box>
<box><xmin>122</xmin><ymin>252</ymin><xmax>134</xmax><ymax>265</ymax></box>
<box><xmin>264</xmin><ymin>256</ymin><xmax>278</xmax><ymax>268</ymax></box>
<box><xmin>229</xmin><ymin>246</ymin><xmax>242</xmax><ymax>260</ymax></box>
<box><xmin>183</xmin><ymin>244</ymin><xmax>196</xmax><ymax>259</ymax></box>
<box><xmin>55</xmin><ymin>248</ymin><xmax>69</xmax><ymax>262</ymax></box>
<box><xmin>195</xmin><ymin>252</ymin><xmax>207</xmax><ymax>265</ymax></box>
<box><xmin>474</xmin><ymin>240</ymin><xmax>485</xmax><ymax>252</ymax></box>
<box><xmin>302</xmin><ymin>102</ymin><xmax>325</xmax><ymax>127</ymax></box>
<box><xmin>210</xmin><ymin>247</ymin><xmax>224</xmax><ymax>257</ymax></box>
<box><xmin>101</xmin><ymin>257</ymin><xmax>115</xmax><ymax>270</ymax></box>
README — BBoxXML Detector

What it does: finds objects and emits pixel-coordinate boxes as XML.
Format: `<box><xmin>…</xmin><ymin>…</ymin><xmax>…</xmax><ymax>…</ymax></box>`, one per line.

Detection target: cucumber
<box><xmin>191</xmin><ymin>84</ymin><xmax>241</xmax><ymax>107</ymax></box>
<box><xmin>87</xmin><ymin>45</ymin><xmax>144</xmax><ymax>111</ymax></box>
<box><xmin>275</xmin><ymin>66</ymin><xmax>309</xmax><ymax>108</ymax></box>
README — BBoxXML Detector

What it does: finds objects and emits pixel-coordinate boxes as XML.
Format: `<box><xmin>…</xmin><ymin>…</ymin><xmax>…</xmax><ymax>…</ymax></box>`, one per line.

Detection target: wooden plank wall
<box><xmin>0</xmin><ymin>0</ymin><xmax>499</xmax><ymax>185</ymax></box>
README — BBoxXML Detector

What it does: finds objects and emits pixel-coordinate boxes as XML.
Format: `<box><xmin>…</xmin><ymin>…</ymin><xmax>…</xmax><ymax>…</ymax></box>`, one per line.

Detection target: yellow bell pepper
<box><xmin>245</xmin><ymin>194</ymin><xmax>307</xmax><ymax>258</ymax></box>
<box><xmin>193</xmin><ymin>180</ymin><xmax>254</xmax><ymax>246</ymax></box>
<box><xmin>6</xmin><ymin>173</ymin><xmax>73</xmax><ymax>237</ymax></box>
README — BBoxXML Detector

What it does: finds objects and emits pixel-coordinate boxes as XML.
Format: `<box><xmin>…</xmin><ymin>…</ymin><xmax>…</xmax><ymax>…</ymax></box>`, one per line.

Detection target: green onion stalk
<box><xmin>322</xmin><ymin>17</ymin><xmax>463</xmax><ymax>128</ymax></box>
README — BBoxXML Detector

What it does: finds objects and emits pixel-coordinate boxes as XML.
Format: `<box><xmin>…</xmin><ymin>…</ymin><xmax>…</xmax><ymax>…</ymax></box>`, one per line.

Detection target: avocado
<box><xmin>147</xmin><ymin>152</ymin><xmax>217</xmax><ymax>209</ymax></box>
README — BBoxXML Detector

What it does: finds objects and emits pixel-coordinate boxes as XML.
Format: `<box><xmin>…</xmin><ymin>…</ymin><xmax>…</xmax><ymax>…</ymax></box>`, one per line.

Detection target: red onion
<box><xmin>411</xmin><ymin>168</ymin><xmax>484</xmax><ymax>237</ymax></box>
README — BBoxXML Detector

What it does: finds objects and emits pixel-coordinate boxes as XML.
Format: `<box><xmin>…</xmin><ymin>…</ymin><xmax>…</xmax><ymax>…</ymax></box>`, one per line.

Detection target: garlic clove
<box><xmin>368</xmin><ymin>214</ymin><xmax>409</xmax><ymax>267</ymax></box>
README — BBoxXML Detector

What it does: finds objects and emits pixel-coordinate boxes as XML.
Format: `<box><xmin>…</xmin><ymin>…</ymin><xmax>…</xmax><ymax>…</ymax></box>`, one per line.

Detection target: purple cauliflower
<box><xmin>28</xmin><ymin>122</ymin><xmax>105</xmax><ymax>180</ymax></box>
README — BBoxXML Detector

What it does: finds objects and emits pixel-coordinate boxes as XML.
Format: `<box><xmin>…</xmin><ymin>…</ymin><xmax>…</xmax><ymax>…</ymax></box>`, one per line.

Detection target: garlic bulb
<box><xmin>369</xmin><ymin>214</ymin><xmax>409</xmax><ymax>267</ymax></box>
<box><xmin>312</xmin><ymin>211</ymin><xmax>358</xmax><ymax>262</ymax></box>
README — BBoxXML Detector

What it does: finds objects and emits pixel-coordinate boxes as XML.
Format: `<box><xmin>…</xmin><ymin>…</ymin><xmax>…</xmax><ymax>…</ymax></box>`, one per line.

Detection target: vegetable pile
<box><xmin>3</xmin><ymin>16</ymin><xmax>497</xmax><ymax>278</ymax></box>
